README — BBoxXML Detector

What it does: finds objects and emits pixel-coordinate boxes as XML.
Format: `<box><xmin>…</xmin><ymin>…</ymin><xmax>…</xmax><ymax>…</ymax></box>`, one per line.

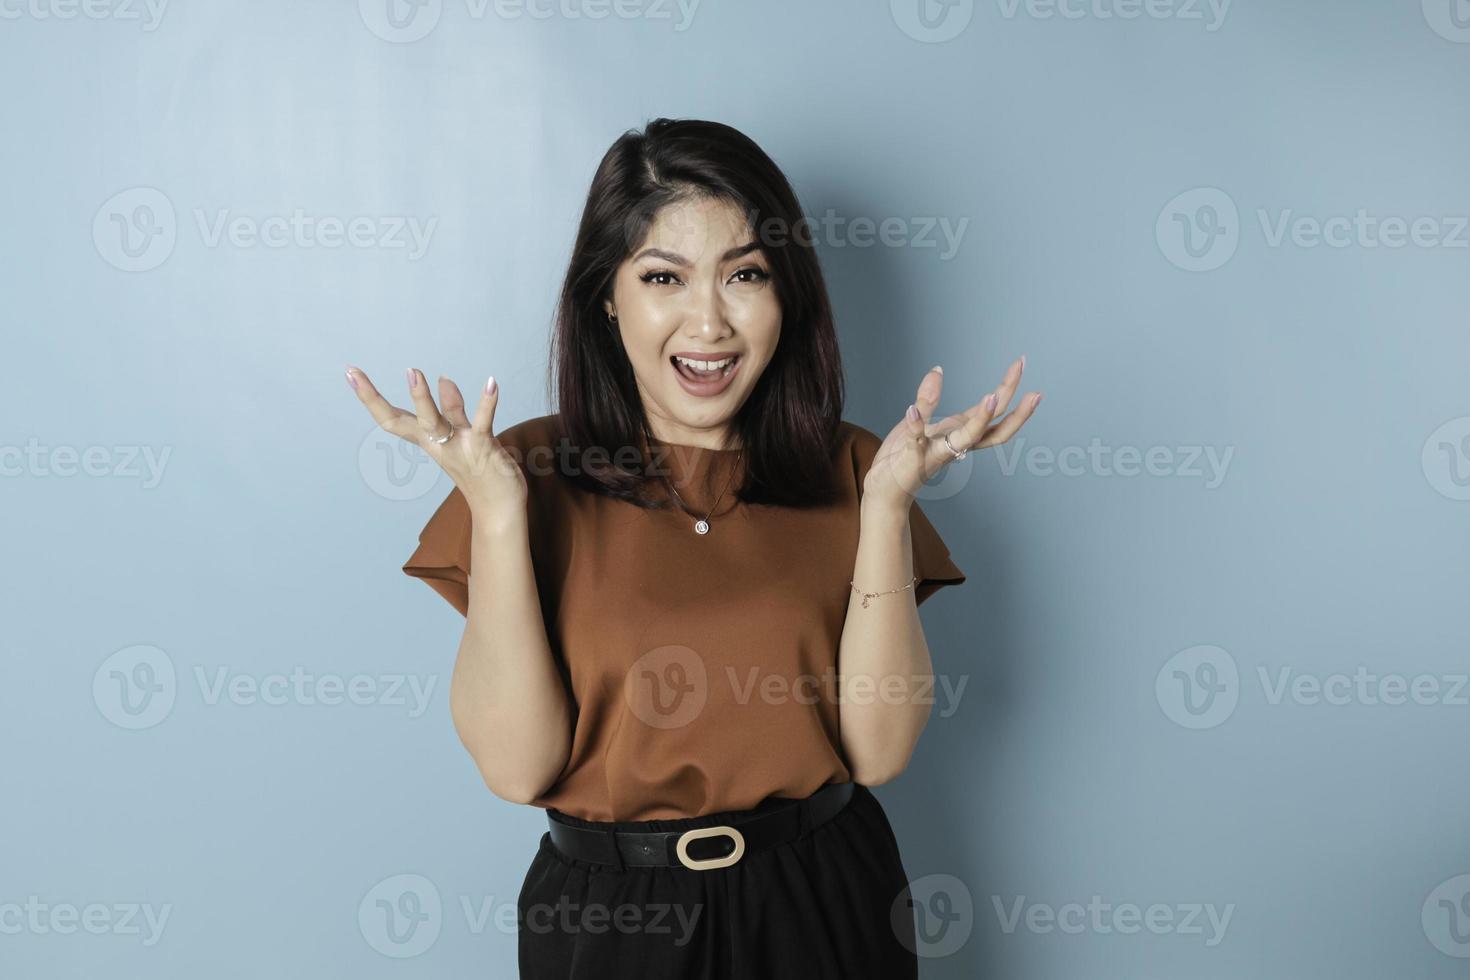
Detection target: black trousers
<box><xmin>517</xmin><ymin>783</ymin><xmax>918</xmax><ymax>979</ymax></box>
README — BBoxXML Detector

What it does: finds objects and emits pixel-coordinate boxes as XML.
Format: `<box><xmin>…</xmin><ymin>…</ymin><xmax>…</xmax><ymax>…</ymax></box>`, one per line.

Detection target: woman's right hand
<box><xmin>346</xmin><ymin>366</ymin><xmax>527</xmax><ymax>527</ymax></box>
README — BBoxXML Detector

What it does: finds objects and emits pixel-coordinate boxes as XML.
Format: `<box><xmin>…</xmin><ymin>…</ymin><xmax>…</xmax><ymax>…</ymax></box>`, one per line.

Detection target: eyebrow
<box><xmin>633</xmin><ymin>241</ymin><xmax>763</xmax><ymax>266</ymax></box>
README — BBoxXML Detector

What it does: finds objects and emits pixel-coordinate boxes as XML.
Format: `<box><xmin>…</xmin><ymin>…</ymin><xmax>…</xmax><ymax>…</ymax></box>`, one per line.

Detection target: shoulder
<box><xmin>493</xmin><ymin>413</ymin><xmax>571</xmax><ymax>479</ymax></box>
<box><xmin>838</xmin><ymin>419</ymin><xmax>883</xmax><ymax>453</ymax></box>
<box><xmin>837</xmin><ymin>418</ymin><xmax>884</xmax><ymax>470</ymax></box>
<box><xmin>828</xmin><ymin>419</ymin><xmax>889</xmax><ymax>497</ymax></box>
<box><xmin>495</xmin><ymin>412</ymin><xmax>564</xmax><ymax>452</ymax></box>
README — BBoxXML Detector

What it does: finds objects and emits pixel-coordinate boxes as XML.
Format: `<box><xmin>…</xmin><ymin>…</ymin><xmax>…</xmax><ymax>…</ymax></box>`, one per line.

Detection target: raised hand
<box><xmin>863</xmin><ymin>356</ymin><xmax>1042</xmax><ymax>511</ymax></box>
<box><xmin>345</xmin><ymin>366</ymin><xmax>527</xmax><ymax>524</ymax></box>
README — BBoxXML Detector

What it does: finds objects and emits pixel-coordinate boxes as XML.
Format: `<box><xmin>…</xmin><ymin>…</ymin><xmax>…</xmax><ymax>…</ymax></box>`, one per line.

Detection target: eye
<box><xmin>729</xmin><ymin>266</ymin><xmax>770</xmax><ymax>285</ymax></box>
<box><xmin>639</xmin><ymin>269</ymin><xmax>683</xmax><ymax>287</ymax></box>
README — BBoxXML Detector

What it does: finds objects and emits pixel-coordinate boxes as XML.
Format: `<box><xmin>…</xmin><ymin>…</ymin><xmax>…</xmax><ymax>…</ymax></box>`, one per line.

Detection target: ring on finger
<box><xmin>942</xmin><ymin>431</ymin><xmax>967</xmax><ymax>460</ymax></box>
<box><xmin>430</xmin><ymin>422</ymin><xmax>455</xmax><ymax>445</ymax></box>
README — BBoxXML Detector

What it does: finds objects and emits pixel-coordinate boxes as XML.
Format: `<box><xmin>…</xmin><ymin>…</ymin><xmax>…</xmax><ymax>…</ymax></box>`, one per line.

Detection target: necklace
<box><xmin>644</xmin><ymin>427</ymin><xmax>743</xmax><ymax>535</ymax></box>
<box><xmin>667</xmin><ymin>455</ymin><xmax>740</xmax><ymax>537</ymax></box>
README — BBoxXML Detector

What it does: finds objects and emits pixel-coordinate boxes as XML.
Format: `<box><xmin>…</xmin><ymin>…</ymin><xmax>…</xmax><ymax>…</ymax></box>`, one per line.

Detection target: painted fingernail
<box><xmin>1019</xmin><ymin>354</ymin><xmax>1027</xmax><ymax>370</ymax></box>
<box><xmin>407</xmin><ymin>368</ymin><xmax>417</xmax><ymax>389</ymax></box>
<box><xmin>906</xmin><ymin>404</ymin><xmax>919</xmax><ymax>421</ymax></box>
<box><xmin>486</xmin><ymin>375</ymin><xmax>497</xmax><ymax>395</ymax></box>
<box><xmin>1031</xmin><ymin>392</ymin><xmax>1043</xmax><ymax>407</ymax></box>
<box><xmin>984</xmin><ymin>393</ymin><xmax>998</xmax><ymax>411</ymax></box>
<box><xmin>932</xmin><ymin>364</ymin><xmax>943</xmax><ymax>374</ymax></box>
<box><xmin>344</xmin><ymin>367</ymin><xmax>358</xmax><ymax>390</ymax></box>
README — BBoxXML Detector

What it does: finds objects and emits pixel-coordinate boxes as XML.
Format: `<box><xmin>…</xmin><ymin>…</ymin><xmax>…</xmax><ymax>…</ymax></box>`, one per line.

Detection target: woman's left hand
<box><xmin>862</xmin><ymin>356</ymin><xmax>1042</xmax><ymax>513</ymax></box>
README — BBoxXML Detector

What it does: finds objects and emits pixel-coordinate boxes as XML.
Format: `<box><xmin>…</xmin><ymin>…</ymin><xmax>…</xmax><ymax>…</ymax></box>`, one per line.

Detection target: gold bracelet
<box><xmin>849</xmin><ymin>576</ymin><xmax>919</xmax><ymax>608</ymax></box>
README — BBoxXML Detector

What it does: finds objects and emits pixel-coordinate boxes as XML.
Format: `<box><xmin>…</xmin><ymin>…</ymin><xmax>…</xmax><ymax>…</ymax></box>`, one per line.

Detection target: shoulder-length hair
<box><xmin>548</xmin><ymin>117</ymin><xmax>847</xmax><ymax>509</ymax></box>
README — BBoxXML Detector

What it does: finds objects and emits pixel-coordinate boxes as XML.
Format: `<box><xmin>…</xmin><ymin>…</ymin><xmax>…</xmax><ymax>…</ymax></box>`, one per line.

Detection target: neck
<box><xmin>643</xmin><ymin>416</ymin><xmax>741</xmax><ymax>452</ymax></box>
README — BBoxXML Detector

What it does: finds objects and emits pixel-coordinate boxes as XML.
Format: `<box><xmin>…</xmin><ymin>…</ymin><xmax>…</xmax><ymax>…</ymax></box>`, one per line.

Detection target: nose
<box><xmin>684</xmin><ymin>280</ymin><xmax>733</xmax><ymax>339</ymax></box>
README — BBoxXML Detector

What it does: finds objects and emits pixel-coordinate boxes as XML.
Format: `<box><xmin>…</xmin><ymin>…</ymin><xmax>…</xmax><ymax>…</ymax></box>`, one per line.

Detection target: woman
<box><xmin>344</xmin><ymin>118</ymin><xmax>1040</xmax><ymax>979</ymax></box>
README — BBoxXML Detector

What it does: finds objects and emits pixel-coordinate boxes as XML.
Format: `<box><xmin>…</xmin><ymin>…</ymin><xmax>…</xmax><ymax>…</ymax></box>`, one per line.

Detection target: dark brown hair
<box><xmin>548</xmin><ymin>117</ymin><xmax>847</xmax><ymax>509</ymax></box>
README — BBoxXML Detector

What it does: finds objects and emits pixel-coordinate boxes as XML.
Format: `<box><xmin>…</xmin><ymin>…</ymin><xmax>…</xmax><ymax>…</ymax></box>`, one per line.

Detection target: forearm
<box><xmin>448</xmin><ymin>513</ymin><xmax>571</xmax><ymax>804</ymax></box>
<box><xmin>836</xmin><ymin>500</ymin><xmax>934</xmax><ymax>785</ymax></box>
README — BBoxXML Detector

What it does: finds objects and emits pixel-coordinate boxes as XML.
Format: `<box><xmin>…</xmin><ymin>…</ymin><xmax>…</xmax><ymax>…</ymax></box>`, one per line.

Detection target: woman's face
<box><xmin>604</xmin><ymin>194</ymin><xmax>781</xmax><ymax>449</ymax></box>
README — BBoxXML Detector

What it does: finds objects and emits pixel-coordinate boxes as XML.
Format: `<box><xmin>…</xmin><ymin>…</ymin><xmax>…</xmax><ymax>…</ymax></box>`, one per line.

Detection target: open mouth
<box><xmin>670</xmin><ymin>353</ymin><xmax>741</xmax><ymax>382</ymax></box>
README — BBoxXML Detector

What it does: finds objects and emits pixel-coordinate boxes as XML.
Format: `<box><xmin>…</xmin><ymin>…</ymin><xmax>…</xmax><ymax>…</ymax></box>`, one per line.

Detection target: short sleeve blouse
<box><xmin>402</xmin><ymin>413</ymin><xmax>966</xmax><ymax>821</ymax></box>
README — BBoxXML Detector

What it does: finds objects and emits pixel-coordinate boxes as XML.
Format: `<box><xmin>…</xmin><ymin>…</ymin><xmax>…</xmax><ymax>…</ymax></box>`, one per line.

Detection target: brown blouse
<box><xmin>402</xmin><ymin>413</ymin><xmax>966</xmax><ymax>821</ymax></box>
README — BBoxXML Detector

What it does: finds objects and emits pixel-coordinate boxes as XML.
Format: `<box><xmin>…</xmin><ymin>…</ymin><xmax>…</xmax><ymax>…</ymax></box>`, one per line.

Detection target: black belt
<box><xmin>546</xmin><ymin>782</ymin><xmax>855</xmax><ymax>871</ymax></box>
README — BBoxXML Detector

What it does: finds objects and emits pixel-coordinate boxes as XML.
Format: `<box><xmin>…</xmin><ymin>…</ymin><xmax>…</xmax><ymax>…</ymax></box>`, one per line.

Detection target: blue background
<box><xmin>5</xmin><ymin>0</ymin><xmax>1470</xmax><ymax>976</ymax></box>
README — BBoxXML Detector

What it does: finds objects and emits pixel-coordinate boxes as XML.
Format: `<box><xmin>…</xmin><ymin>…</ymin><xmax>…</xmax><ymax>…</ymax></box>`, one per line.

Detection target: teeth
<box><xmin>674</xmin><ymin>355</ymin><xmax>736</xmax><ymax>373</ymax></box>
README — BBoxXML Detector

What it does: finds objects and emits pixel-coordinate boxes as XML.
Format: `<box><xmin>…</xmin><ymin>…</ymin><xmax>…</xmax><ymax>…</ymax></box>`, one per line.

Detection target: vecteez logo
<box><xmin>359</xmin><ymin>0</ymin><xmax>703</xmax><ymax>43</ymax></box>
<box><xmin>92</xmin><ymin>645</ymin><xmax>439</xmax><ymax>727</ymax></box>
<box><xmin>92</xmin><ymin>187</ymin><xmax>439</xmax><ymax>271</ymax></box>
<box><xmin>93</xmin><ymin>645</ymin><xmax>177</xmax><ymax>730</ymax></box>
<box><xmin>1422</xmin><ymin>417</ymin><xmax>1470</xmax><ymax>502</ymax></box>
<box><xmin>1423</xmin><ymin>874</ymin><xmax>1470</xmax><ymax>958</ymax></box>
<box><xmin>1155</xmin><ymin>644</ymin><xmax>1239</xmax><ymax>729</ymax></box>
<box><xmin>359</xmin><ymin>874</ymin><xmax>442</xmax><ymax>958</ymax></box>
<box><xmin>1157</xmin><ymin>644</ymin><xmax>1470</xmax><ymax>729</ymax></box>
<box><xmin>1155</xmin><ymin>188</ymin><xmax>1240</xmax><ymax>272</ymax></box>
<box><xmin>0</xmin><ymin>0</ymin><xmax>168</xmax><ymax>29</ymax></box>
<box><xmin>1158</xmin><ymin>187</ymin><xmax>1470</xmax><ymax>272</ymax></box>
<box><xmin>891</xmin><ymin>0</ymin><xmax>975</xmax><ymax>43</ymax></box>
<box><xmin>1422</xmin><ymin>0</ymin><xmax>1470</xmax><ymax>42</ymax></box>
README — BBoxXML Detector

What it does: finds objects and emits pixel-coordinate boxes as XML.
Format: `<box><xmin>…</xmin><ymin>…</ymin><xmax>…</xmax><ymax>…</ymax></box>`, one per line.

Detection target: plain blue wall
<box><xmin>5</xmin><ymin>0</ymin><xmax>1469</xmax><ymax>976</ymax></box>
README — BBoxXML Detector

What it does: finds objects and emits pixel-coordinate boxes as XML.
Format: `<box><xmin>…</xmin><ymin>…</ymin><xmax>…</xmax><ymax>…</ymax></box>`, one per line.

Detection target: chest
<box><xmin>548</xmin><ymin>494</ymin><xmax>859</xmax><ymax>685</ymax></box>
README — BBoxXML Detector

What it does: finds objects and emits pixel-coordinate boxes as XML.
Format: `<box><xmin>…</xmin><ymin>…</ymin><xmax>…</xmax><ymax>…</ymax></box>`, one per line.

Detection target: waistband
<box><xmin>545</xmin><ymin>782</ymin><xmax>856</xmax><ymax>871</ymax></box>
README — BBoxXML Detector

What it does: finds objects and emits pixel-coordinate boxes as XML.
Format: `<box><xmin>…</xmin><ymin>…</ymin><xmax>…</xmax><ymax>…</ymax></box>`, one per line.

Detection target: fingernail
<box><xmin>1019</xmin><ymin>354</ymin><xmax>1027</xmax><ymax>370</ymax></box>
<box><xmin>1032</xmin><ymin>392</ymin><xmax>1043</xmax><ymax>407</ymax></box>
<box><xmin>984</xmin><ymin>393</ymin><xmax>998</xmax><ymax>411</ymax></box>
<box><xmin>486</xmin><ymin>375</ymin><xmax>497</xmax><ymax>395</ymax></box>
<box><xmin>906</xmin><ymin>404</ymin><xmax>919</xmax><ymax>421</ymax></box>
<box><xmin>344</xmin><ymin>367</ymin><xmax>358</xmax><ymax>390</ymax></box>
<box><xmin>407</xmin><ymin>368</ymin><xmax>417</xmax><ymax>389</ymax></box>
<box><xmin>932</xmin><ymin>364</ymin><xmax>943</xmax><ymax>374</ymax></box>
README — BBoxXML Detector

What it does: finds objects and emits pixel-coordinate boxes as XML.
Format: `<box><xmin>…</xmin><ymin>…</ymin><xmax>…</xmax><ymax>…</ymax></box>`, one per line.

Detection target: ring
<box><xmin>430</xmin><ymin>423</ymin><xmax>455</xmax><ymax>446</ymax></box>
<box><xmin>942</xmin><ymin>432</ymin><xmax>967</xmax><ymax>460</ymax></box>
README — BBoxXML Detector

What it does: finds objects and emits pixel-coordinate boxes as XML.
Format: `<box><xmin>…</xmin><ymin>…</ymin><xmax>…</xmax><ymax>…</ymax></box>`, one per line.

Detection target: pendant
<box><xmin>694</xmin><ymin>519</ymin><xmax>710</xmax><ymax>535</ymax></box>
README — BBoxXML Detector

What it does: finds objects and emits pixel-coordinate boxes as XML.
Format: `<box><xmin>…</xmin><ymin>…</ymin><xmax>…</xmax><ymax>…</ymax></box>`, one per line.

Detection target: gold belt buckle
<box><xmin>675</xmin><ymin>825</ymin><xmax>746</xmax><ymax>870</ymax></box>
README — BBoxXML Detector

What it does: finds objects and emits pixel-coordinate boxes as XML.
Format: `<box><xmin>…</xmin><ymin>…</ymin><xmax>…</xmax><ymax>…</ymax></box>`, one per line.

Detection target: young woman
<box><xmin>345</xmin><ymin>118</ymin><xmax>1040</xmax><ymax>979</ymax></box>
